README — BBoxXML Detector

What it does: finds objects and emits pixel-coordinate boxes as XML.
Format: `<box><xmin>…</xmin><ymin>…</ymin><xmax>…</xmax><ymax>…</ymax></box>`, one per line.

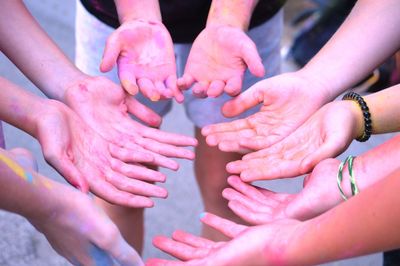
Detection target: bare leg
<box><xmin>195</xmin><ymin>127</ymin><xmax>245</xmax><ymax>241</ymax></box>
<box><xmin>95</xmin><ymin>199</ymin><xmax>144</xmax><ymax>253</ymax></box>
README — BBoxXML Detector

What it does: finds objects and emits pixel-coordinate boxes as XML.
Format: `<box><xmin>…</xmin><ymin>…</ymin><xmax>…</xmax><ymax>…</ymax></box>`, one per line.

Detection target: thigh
<box><xmin>75</xmin><ymin>0</ymin><xmax>172</xmax><ymax>117</ymax></box>
<box><xmin>184</xmin><ymin>10</ymin><xmax>284</xmax><ymax>128</ymax></box>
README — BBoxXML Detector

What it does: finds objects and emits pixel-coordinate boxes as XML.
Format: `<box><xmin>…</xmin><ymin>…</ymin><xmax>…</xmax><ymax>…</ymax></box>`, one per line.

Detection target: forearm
<box><xmin>300</xmin><ymin>0</ymin><xmax>400</xmax><ymax>99</ymax></box>
<box><xmin>114</xmin><ymin>0</ymin><xmax>161</xmax><ymax>23</ymax></box>
<box><xmin>285</xmin><ymin>168</ymin><xmax>400</xmax><ymax>265</ymax></box>
<box><xmin>207</xmin><ymin>0</ymin><xmax>259</xmax><ymax>30</ymax></box>
<box><xmin>0</xmin><ymin>149</ymin><xmax>55</xmax><ymax>220</ymax></box>
<box><xmin>0</xmin><ymin>0</ymin><xmax>87</xmax><ymax>101</ymax></box>
<box><xmin>0</xmin><ymin>77</ymin><xmax>47</xmax><ymax>137</ymax></box>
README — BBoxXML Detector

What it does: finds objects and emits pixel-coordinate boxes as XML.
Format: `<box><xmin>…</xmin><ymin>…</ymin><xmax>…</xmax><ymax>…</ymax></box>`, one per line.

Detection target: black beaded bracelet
<box><xmin>342</xmin><ymin>91</ymin><xmax>372</xmax><ymax>142</ymax></box>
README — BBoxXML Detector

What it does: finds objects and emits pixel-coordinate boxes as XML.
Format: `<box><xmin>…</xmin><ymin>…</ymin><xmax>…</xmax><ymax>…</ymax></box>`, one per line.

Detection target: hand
<box><xmin>224</xmin><ymin>159</ymin><xmax>353</xmax><ymax>224</ymax></box>
<box><xmin>177</xmin><ymin>25</ymin><xmax>265</xmax><ymax>98</ymax></box>
<box><xmin>226</xmin><ymin>101</ymin><xmax>362</xmax><ymax>181</ymax></box>
<box><xmin>64</xmin><ymin>76</ymin><xmax>197</xmax><ymax>171</ymax></box>
<box><xmin>36</xmin><ymin>99</ymin><xmax>167</xmax><ymax>208</ymax></box>
<box><xmin>27</xmin><ymin>176</ymin><xmax>143</xmax><ymax>266</ymax></box>
<box><xmin>100</xmin><ymin>20</ymin><xmax>183</xmax><ymax>102</ymax></box>
<box><xmin>147</xmin><ymin>212</ymin><xmax>301</xmax><ymax>266</ymax></box>
<box><xmin>202</xmin><ymin>72</ymin><xmax>332</xmax><ymax>153</ymax></box>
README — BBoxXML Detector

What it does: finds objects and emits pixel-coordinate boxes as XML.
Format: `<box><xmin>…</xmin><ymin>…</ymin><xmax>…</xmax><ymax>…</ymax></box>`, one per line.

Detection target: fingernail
<box><xmin>199</xmin><ymin>212</ymin><xmax>207</xmax><ymax>220</ymax></box>
<box><xmin>150</xmin><ymin>94</ymin><xmax>160</xmax><ymax>102</ymax></box>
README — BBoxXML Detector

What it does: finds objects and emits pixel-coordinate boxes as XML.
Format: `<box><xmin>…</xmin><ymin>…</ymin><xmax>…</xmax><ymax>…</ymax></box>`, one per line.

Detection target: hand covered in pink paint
<box><xmin>148</xmin><ymin>212</ymin><xmax>301</xmax><ymax>266</ymax></box>
<box><xmin>27</xmin><ymin>176</ymin><xmax>143</xmax><ymax>266</ymax></box>
<box><xmin>177</xmin><ymin>25</ymin><xmax>265</xmax><ymax>98</ymax></box>
<box><xmin>224</xmin><ymin>159</ymin><xmax>353</xmax><ymax>224</ymax></box>
<box><xmin>202</xmin><ymin>72</ymin><xmax>332</xmax><ymax>153</ymax></box>
<box><xmin>226</xmin><ymin>101</ymin><xmax>362</xmax><ymax>181</ymax></box>
<box><xmin>36</xmin><ymin>99</ymin><xmax>167</xmax><ymax>207</ymax></box>
<box><xmin>64</xmin><ymin>76</ymin><xmax>197</xmax><ymax>172</ymax></box>
<box><xmin>100</xmin><ymin>20</ymin><xmax>183</xmax><ymax>102</ymax></box>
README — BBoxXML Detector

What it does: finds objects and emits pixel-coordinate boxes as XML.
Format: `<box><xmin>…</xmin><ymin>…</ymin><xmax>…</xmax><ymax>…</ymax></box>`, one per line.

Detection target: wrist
<box><xmin>116</xmin><ymin>0</ymin><xmax>162</xmax><ymax>23</ymax></box>
<box><xmin>56</xmin><ymin>71</ymin><xmax>89</xmax><ymax>103</ymax></box>
<box><xmin>342</xmin><ymin>99</ymin><xmax>365</xmax><ymax>140</ymax></box>
<box><xmin>206</xmin><ymin>1</ymin><xmax>257</xmax><ymax>30</ymax></box>
<box><xmin>296</xmin><ymin>68</ymin><xmax>335</xmax><ymax>104</ymax></box>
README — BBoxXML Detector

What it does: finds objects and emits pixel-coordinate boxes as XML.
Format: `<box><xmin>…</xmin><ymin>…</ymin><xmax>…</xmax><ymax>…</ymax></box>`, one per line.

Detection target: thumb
<box><xmin>222</xmin><ymin>81</ymin><xmax>265</xmax><ymax>117</ymax></box>
<box><xmin>240</xmin><ymin>39</ymin><xmax>265</xmax><ymax>77</ymax></box>
<box><xmin>100</xmin><ymin>34</ymin><xmax>121</xmax><ymax>73</ymax></box>
<box><xmin>47</xmin><ymin>153</ymin><xmax>89</xmax><ymax>193</ymax></box>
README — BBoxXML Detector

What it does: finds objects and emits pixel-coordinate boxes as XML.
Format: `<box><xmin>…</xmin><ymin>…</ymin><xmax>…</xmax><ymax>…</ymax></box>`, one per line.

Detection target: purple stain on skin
<box><xmin>89</xmin><ymin>244</ymin><xmax>113</xmax><ymax>266</ymax></box>
<box><xmin>154</xmin><ymin>31</ymin><xmax>165</xmax><ymax>49</ymax></box>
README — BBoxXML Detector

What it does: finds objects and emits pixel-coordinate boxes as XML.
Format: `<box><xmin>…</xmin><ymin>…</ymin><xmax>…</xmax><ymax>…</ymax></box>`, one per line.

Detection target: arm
<box><xmin>202</xmin><ymin>0</ymin><xmax>400</xmax><ymax>152</ymax></box>
<box><xmin>207</xmin><ymin>0</ymin><xmax>259</xmax><ymax>30</ymax></box>
<box><xmin>0</xmin><ymin>0</ymin><xmax>197</xmax><ymax>169</ymax></box>
<box><xmin>0</xmin><ymin>0</ymin><xmax>85</xmax><ymax>102</ymax></box>
<box><xmin>0</xmin><ymin>148</ymin><xmax>143</xmax><ymax>266</ymax></box>
<box><xmin>0</xmin><ymin>76</ymin><xmax>169</xmax><ymax>207</ymax></box>
<box><xmin>177</xmin><ymin>0</ymin><xmax>264</xmax><ymax>98</ymax></box>
<box><xmin>114</xmin><ymin>0</ymin><xmax>161</xmax><ymax>23</ymax></box>
<box><xmin>149</xmin><ymin>168</ymin><xmax>400</xmax><ymax>265</ymax></box>
<box><xmin>301</xmin><ymin>0</ymin><xmax>400</xmax><ymax>98</ymax></box>
<box><xmin>223</xmin><ymin>133</ymin><xmax>400</xmax><ymax>224</ymax></box>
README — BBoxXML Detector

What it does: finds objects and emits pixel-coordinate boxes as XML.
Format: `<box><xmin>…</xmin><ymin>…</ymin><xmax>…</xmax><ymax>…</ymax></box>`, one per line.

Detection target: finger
<box><xmin>240</xmin><ymin>40</ymin><xmax>265</xmax><ymax>77</ymax></box>
<box><xmin>110</xmin><ymin>158</ymin><xmax>166</xmax><ymax>182</ymax></box>
<box><xmin>228</xmin><ymin>200</ymin><xmax>271</xmax><ymax>225</ymax></box>
<box><xmin>146</xmin><ymin>258</ymin><xmax>183</xmax><ymax>266</ymax></box>
<box><xmin>221</xmin><ymin>83</ymin><xmax>264</xmax><ymax>117</ymax></box>
<box><xmin>135</xmin><ymin>137</ymin><xmax>195</xmax><ymax>160</ymax></box>
<box><xmin>87</xmin><ymin>244</ymin><xmax>114</xmax><ymax>266</ymax></box>
<box><xmin>155</xmin><ymin>80</ymin><xmax>173</xmax><ymax>99</ymax></box>
<box><xmin>201</xmin><ymin>119</ymin><xmax>251</xmax><ymax>136</ymax></box>
<box><xmin>122</xmin><ymin>142</ymin><xmax>180</xmax><ymax>170</ymax></box>
<box><xmin>125</xmin><ymin>97</ymin><xmax>162</xmax><ymax>127</ymax></box>
<box><xmin>224</xmin><ymin>76</ymin><xmax>243</xmax><ymax>97</ymax></box>
<box><xmin>207</xmin><ymin>80</ymin><xmax>225</xmax><ymax>98</ymax></box>
<box><xmin>192</xmin><ymin>82</ymin><xmax>208</xmax><ymax>98</ymax></box>
<box><xmin>90</xmin><ymin>178</ymin><xmax>154</xmax><ymax>208</ymax></box>
<box><xmin>200</xmin><ymin>212</ymin><xmax>246</xmax><ymax>238</ymax></box>
<box><xmin>239</xmin><ymin>135</ymin><xmax>283</xmax><ymax>151</ymax></box>
<box><xmin>106</xmin><ymin>166</ymin><xmax>168</xmax><ymax>198</ymax></box>
<box><xmin>177</xmin><ymin>73</ymin><xmax>195</xmax><ymax>90</ymax></box>
<box><xmin>300</xmin><ymin>138</ymin><xmax>344</xmax><ymax>175</ymax></box>
<box><xmin>240</xmin><ymin>160</ymin><xmax>302</xmax><ymax>182</ymax></box>
<box><xmin>226</xmin><ymin>176</ymin><xmax>266</xmax><ymax>202</ymax></box>
<box><xmin>141</xmin><ymin>127</ymin><xmax>198</xmax><ymax>147</ymax></box>
<box><xmin>226</xmin><ymin>159</ymin><xmax>248</xmax><ymax>174</ymax></box>
<box><xmin>118</xmin><ymin>62</ymin><xmax>139</xmax><ymax>95</ymax></box>
<box><xmin>47</xmin><ymin>155</ymin><xmax>89</xmax><ymax>193</ymax></box>
<box><xmin>138</xmin><ymin>78</ymin><xmax>160</xmax><ymax>102</ymax></box>
<box><xmin>166</xmin><ymin>75</ymin><xmax>185</xmax><ymax>103</ymax></box>
<box><xmin>172</xmin><ymin>230</ymin><xmax>214</xmax><ymax>248</ymax></box>
<box><xmin>109</xmin><ymin>144</ymin><xmax>155</xmax><ymax>164</ymax></box>
<box><xmin>217</xmin><ymin>140</ymin><xmax>252</xmax><ymax>154</ymax></box>
<box><xmin>100</xmin><ymin>34</ymin><xmax>121</xmax><ymax>72</ymax></box>
<box><xmin>222</xmin><ymin>188</ymin><xmax>269</xmax><ymax>213</ymax></box>
<box><xmin>153</xmin><ymin>236</ymin><xmax>210</xmax><ymax>261</ymax></box>
<box><xmin>205</xmin><ymin>129</ymin><xmax>255</xmax><ymax>147</ymax></box>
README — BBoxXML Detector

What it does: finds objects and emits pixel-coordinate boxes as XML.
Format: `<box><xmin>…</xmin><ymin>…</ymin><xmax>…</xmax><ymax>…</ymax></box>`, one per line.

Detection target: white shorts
<box><xmin>75</xmin><ymin>0</ymin><xmax>283</xmax><ymax>127</ymax></box>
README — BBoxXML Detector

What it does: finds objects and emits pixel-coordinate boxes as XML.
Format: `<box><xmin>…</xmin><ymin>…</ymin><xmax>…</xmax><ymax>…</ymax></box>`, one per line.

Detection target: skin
<box><xmin>149</xmin><ymin>168</ymin><xmax>400</xmax><ymax>265</ymax></box>
<box><xmin>102</xmin><ymin>0</ymin><xmax>181</xmax><ymax>101</ymax></box>
<box><xmin>0</xmin><ymin>77</ymin><xmax>168</xmax><ymax>207</ymax></box>
<box><xmin>0</xmin><ymin>148</ymin><xmax>143</xmax><ymax>266</ymax></box>
<box><xmin>177</xmin><ymin>0</ymin><xmax>264</xmax><ymax>98</ymax></box>
<box><xmin>224</xmin><ymin>83</ymin><xmax>400</xmax><ymax>182</ymax></box>
<box><xmin>0</xmin><ymin>0</ymin><xmax>197</xmax><ymax>252</ymax></box>
<box><xmin>202</xmin><ymin>0</ymin><xmax>400</xmax><ymax>152</ymax></box>
<box><xmin>225</xmin><ymin>133</ymin><xmax>400</xmax><ymax>224</ymax></box>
